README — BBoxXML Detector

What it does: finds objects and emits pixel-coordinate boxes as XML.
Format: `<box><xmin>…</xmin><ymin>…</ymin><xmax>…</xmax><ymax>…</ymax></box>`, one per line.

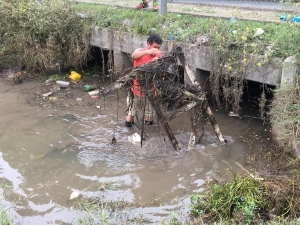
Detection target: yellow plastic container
<box><xmin>69</xmin><ymin>71</ymin><xmax>81</xmax><ymax>83</ymax></box>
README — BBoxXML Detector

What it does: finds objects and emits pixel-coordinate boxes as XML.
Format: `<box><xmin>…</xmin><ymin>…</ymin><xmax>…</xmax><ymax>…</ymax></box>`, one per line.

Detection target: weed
<box><xmin>270</xmin><ymin>83</ymin><xmax>300</xmax><ymax>157</ymax></box>
<box><xmin>72</xmin><ymin>3</ymin><xmax>300</xmax><ymax>114</ymax></box>
<box><xmin>0</xmin><ymin>0</ymin><xmax>90</xmax><ymax>72</ymax></box>
<box><xmin>0</xmin><ymin>207</ymin><xmax>14</xmax><ymax>225</ymax></box>
<box><xmin>190</xmin><ymin>170</ymin><xmax>300</xmax><ymax>225</ymax></box>
<box><xmin>49</xmin><ymin>74</ymin><xmax>68</xmax><ymax>81</ymax></box>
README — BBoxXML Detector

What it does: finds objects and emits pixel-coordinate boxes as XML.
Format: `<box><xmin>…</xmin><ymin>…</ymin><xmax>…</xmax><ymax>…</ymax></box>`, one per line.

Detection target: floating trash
<box><xmin>69</xmin><ymin>191</ymin><xmax>80</xmax><ymax>200</ymax></box>
<box><xmin>128</xmin><ymin>133</ymin><xmax>141</xmax><ymax>143</ymax></box>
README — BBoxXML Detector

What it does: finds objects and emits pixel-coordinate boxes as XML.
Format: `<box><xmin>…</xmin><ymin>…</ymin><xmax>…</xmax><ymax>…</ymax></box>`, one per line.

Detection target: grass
<box><xmin>73</xmin><ymin>3</ymin><xmax>300</xmax><ymax>60</ymax></box>
<box><xmin>190</xmin><ymin>171</ymin><xmax>300</xmax><ymax>225</ymax></box>
<box><xmin>72</xmin><ymin>2</ymin><xmax>300</xmax><ymax>114</ymax></box>
<box><xmin>270</xmin><ymin>83</ymin><xmax>300</xmax><ymax>155</ymax></box>
<box><xmin>0</xmin><ymin>207</ymin><xmax>14</xmax><ymax>225</ymax></box>
<box><xmin>190</xmin><ymin>174</ymin><xmax>265</xmax><ymax>224</ymax></box>
<box><xmin>0</xmin><ymin>0</ymin><xmax>90</xmax><ymax>72</ymax></box>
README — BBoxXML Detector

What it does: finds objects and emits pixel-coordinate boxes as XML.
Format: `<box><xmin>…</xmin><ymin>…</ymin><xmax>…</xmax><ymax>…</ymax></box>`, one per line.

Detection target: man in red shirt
<box><xmin>125</xmin><ymin>34</ymin><xmax>163</xmax><ymax>127</ymax></box>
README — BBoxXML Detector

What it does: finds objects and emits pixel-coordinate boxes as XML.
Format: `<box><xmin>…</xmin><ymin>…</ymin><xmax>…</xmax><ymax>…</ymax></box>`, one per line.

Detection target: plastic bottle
<box><xmin>280</xmin><ymin>13</ymin><xmax>286</xmax><ymax>21</ymax></box>
<box><xmin>84</xmin><ymin>84</ymin><xmax>97</xmax><ymax>92</ymax></box>
<box><xmin>88</xmin><ymin>90</ymin><xmax>99</xmax><ymax>96</ymax></box>
<box><xmin>56</xmin><ymin>80</ymin><xmax>70</xmax><ymax>87</ymax></box>
<box><xmin>294</xmin><ymin>16</ymin><xmax>300</xmax><ymax>23</ymax></box>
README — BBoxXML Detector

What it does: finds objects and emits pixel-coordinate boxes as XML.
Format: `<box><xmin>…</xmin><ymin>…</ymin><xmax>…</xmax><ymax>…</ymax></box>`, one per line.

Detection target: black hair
<box><xmin>147</xmin><ymin>34</ymin><xmax>163</xmax><ymax>45</ymax></box>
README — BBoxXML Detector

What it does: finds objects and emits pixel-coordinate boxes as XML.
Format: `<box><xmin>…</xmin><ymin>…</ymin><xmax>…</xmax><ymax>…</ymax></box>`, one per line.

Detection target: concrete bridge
<box><xmin>90</xmin><ymin>27</ymin><xmax>298</xmax><ymax>89</ymax></box>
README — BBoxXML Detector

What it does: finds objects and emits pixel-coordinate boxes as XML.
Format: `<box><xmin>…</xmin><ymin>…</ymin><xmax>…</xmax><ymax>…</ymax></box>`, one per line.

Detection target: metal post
<box><xmin>159</xmin><ymin>0</ymin><xmax>167</xmax><ymax>16</ymax></box>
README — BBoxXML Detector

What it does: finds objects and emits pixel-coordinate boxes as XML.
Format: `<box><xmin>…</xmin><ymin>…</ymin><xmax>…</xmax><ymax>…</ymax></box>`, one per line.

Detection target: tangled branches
<box><xmin>132</xmin><ymin>56</ymin><xmax>200</xmax><ymax>110</ymax></box>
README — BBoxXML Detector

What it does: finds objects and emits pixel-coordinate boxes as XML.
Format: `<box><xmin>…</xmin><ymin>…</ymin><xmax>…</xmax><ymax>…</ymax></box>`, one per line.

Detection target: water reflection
<box><xmin>0</xmin><ymin>152</ymin><xmax>25</xmax><ymax>196</ymax></box>
<box><xmin>0</xmin><ymin>91</ymin><xmax>266</xmax><ymax>224</ymax></box>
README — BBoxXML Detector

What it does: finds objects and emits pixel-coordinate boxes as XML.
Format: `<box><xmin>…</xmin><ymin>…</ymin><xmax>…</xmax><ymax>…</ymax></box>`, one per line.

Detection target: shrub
<box><xmin>0</xmin><ymin>0</ymin><xmax>91</xmax><ymax>72</ymax></box>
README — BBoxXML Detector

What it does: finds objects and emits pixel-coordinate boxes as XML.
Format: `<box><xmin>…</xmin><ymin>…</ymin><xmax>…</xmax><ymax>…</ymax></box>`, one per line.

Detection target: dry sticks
<box><xmin>102</xmin><ymin>47</ymin><xmax>227</xmax><ymax>150</ymax></box>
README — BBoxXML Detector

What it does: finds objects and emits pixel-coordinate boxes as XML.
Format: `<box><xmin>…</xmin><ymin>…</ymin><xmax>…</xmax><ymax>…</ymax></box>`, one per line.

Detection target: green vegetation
<box><xmin>190</xmin><ymin>175</ymin><xmax>264</xmax><ymax>224</ymax></box>
<box><xmin>0</xmin><ymin>0</ymin><xmax>90</xmax><ymax>72</ymax></box>
<box><xmin>73</xmin><ymin>3</ymin><xmax>300</xmax><ymax>60</ymax></box>
<box><xmin>270</xmin><ymin>83</ymin><xmax>300</xmax><ymax>155</ymax></box>
<box><xmin>190</xmin><ymin>172</ymin><xmax>300</xmax><ymax>225</ymax></box>
<box><xmin>0</xmin><ymin>207</ymin><xmax>13</xmax><ymax>225</ymax></box>
<box><xmin>73</xmin><ymin>3</ymin><xmax>300</xmax><ymax>113</ymax></box>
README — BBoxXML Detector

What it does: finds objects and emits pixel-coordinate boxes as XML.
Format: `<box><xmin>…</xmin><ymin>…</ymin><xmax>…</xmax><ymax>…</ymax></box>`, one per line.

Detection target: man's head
<box><xmin>147</xmin><ymin>34</ymin><xmax>163</xmax><ymax>49</ymax></box>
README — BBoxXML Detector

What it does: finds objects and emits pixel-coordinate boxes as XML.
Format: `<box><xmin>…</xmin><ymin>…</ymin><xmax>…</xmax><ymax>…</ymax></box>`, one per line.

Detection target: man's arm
<box><xmin>131</xmin><ymin>48</ymin><xmax>161</xmax><ymax>60</ymax></box>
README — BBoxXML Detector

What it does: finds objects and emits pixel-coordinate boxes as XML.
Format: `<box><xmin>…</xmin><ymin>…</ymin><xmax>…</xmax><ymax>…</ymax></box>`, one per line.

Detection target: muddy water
<box><xmin>0</xmin><ymin>76</ymin><xmax>266</xmax><ymax>224</ymax></box>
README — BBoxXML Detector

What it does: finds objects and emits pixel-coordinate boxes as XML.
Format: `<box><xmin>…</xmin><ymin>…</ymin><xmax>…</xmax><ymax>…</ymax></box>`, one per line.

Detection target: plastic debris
<box><xmin>294</xmin><ymin>16</ymin><xmax>300</xmax><ymax>23</ymax></box>
<box><xmin>280</xmin><ymin>13</ymin><xmax>286</xmax><ymax>21</ymax></box>
<box><xmin>91</xmin><ymin>95</ymin><xmax>99</xmax><ymax>99</ymax></box>
<box><xmin>84</xmin><ymin>84</ymin><xmax>97</xmax><ymax>92</ymax></box>
<box><xmin>77</xmin><ymin>13</ymin><xmax>87</xmax><ymax>19</ymax></box>
<box><xmin>253</xmin><ymin>28</ymin><xmax>264</xmax><ymax>37</ymax></box>
<box><xmin>69</xmin><ymin>191</ymin><xmax>80</xmax><ymax>200</ymax></box>
<box><xmin>56</xmin><ymin>80</ymin><xmax>70</xmax><ymax>88</ymax></box>
<box><xmin>229</xmin><ymin>17</ymin><xmax>237</xmax><ymax>23</ymax></box>
<box><xmin>69</xmin><ymin>71</ymin><xmax>81</xmax><ymax>83</ymax></box>
<box><xmin>279</xmin><ymin>13</ymin><xmax>297</xmax><ymax>22</ymax></box>
<box><xmin>128</xmin><ymin>133</ymin><xmax>141</xmax><ymax>143</ymax></box>
<box><xmin>196</xmin><ymin>35</ymin><xmax>209</xmax><ymax>45</ymax></box>
<box><xmin>88</xmin><ymin>90</ymin><xmax>99</xmax><ymax>96</ymax></box>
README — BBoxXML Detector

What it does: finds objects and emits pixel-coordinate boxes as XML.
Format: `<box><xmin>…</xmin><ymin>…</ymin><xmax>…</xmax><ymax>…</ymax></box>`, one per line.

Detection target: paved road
<box><xmin>75</xmin><ymin>0</ymin><xmax>290</xmax><ymax>22</ymax></box>
<box><xmin>170</xmin><ymin>0</ymin><xmax>292</xmax><ymax>10</ymax></box>
<box><xmin>169</xmin><ymin>0</ymin><xmax>290</xmax><ymax>10</ymax></box>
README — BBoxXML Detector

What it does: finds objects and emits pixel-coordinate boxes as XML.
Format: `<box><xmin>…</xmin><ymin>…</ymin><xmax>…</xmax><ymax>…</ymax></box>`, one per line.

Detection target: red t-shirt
<box><xmin>132</xmin><ymin>48</ymin><xmax>161</xmax><ymax>96</ymax></box>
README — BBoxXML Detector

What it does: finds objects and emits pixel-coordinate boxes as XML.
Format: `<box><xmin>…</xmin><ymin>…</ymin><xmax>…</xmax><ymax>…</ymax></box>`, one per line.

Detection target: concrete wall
<box><xmin>90</xmin><ymin>27</ymin><xmax>297</xmax><ymax>87</ymax></box>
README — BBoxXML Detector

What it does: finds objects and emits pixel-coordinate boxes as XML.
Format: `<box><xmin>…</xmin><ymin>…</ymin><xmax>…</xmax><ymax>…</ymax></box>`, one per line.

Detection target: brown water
<box><xmin>0</xmin><ymin>75</ymin><xmax>267</xmax><ymax>224</ymax></box>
